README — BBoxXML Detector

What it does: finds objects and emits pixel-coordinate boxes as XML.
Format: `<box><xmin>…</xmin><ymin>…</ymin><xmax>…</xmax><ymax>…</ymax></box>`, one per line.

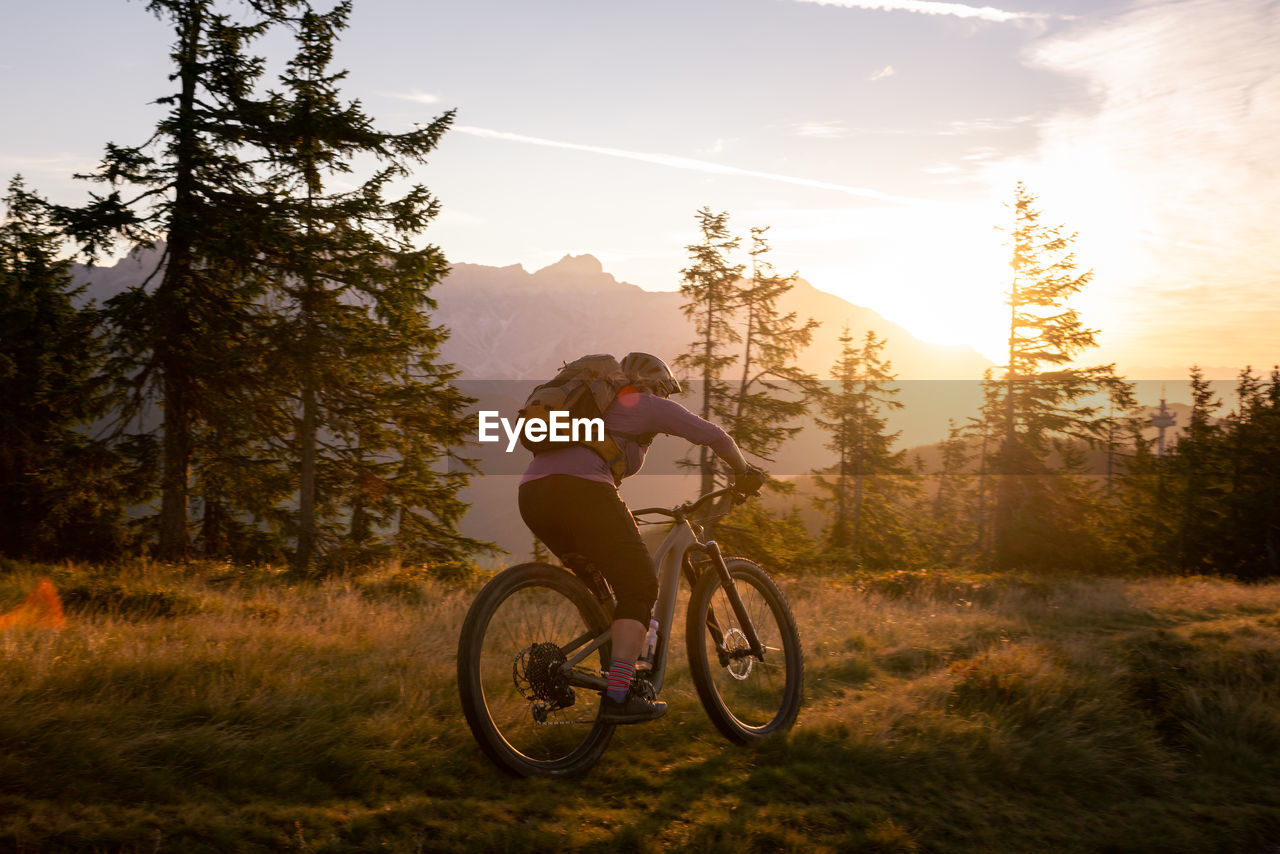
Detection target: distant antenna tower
<box><xmin>1148</xmin><ymin>385</ymin><xmax>1177</xmax><ymax>456</ymax></box>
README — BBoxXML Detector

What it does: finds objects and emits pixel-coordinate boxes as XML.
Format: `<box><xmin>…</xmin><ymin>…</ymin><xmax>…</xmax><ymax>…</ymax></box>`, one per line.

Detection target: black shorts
<box><xmin>517</xmin><ymin>475</ymin><xmax>657</xmax><ymax>624</ymax></box>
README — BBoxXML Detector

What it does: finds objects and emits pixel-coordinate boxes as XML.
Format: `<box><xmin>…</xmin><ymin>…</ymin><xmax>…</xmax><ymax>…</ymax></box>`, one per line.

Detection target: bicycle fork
<box><xmin>699</xmin><ymin>541</ymin><xmax>766</xmax><ymax>663</ymax></box>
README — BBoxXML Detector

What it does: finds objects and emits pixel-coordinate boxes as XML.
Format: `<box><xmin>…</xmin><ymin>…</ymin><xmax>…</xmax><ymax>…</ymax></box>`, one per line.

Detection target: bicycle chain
<box><xmin>533</xmin><ymin>713</ymin><xmax>597</xmax><ymax>726</ymax></box>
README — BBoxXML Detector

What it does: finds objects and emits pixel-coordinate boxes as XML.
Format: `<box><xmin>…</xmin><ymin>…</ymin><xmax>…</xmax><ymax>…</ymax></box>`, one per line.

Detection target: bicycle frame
<box><xmin>557</xmin><ymin>488</ymin><xmax>766</xmax><ymax>697</ymax></box>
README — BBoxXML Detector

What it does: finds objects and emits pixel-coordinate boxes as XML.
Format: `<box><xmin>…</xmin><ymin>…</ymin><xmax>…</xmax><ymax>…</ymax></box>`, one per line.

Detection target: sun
<box><xmin>843</xmin><ymin>204</ymin><xmax>1014</xmax><ymax>365</ymax></box>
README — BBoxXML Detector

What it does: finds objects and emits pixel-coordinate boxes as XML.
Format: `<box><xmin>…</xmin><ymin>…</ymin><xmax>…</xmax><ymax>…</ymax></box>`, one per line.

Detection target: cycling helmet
<box><xmin>620</xmin><ymin>352</ymin><xmax>681</xmax><ymax>396</ymax></box>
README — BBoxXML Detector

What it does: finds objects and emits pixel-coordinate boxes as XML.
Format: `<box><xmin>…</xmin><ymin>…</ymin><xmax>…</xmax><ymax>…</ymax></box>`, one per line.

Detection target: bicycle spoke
<box><xmin>686</xmin><ymin>558</ymin><xmax>803</xmax><ymax>742</ymax></box>
<box><xmin>459</xmin><ymin>565</ymin><xmax>614</xmax><ymax>776</ymax></box>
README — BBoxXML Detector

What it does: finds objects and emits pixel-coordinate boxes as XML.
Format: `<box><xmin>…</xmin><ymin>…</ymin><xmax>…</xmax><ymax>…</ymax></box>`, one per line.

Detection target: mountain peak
<box><xmin>529</xmin><ymin>253</ymin><xmax>636</xmax><ymax>292</ymax></box>
<box><xmin>538</xmin><ymin>254</ymin><xmax>604</xmax><ymax>275</ymax></box>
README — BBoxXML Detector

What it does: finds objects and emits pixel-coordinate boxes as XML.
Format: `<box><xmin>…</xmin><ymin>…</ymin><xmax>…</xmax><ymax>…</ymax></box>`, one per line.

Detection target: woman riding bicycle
<box><xmin>518</xmin><ymin>352</ymin><xmax>765</xmax><ymax>724</ymax></box>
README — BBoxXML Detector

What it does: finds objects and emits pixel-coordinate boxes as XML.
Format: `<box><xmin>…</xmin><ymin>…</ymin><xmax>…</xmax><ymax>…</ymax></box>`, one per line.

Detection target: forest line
<box><xmin>2</xmin><ymin>0</ymin><xmax>1276</xmax><ymax>579</ymax></box>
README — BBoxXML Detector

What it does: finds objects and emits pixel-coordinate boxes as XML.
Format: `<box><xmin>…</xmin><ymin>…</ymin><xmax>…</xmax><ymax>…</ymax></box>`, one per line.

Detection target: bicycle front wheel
<box><xmin>457</xmin><ymin>563</ymin><xmax>615</xmax><ymax>777</ymax></box>
<box><xmin>686</xmin><ymin>557</ymin><xmax>804</xmax><ymax>743</ymax></box>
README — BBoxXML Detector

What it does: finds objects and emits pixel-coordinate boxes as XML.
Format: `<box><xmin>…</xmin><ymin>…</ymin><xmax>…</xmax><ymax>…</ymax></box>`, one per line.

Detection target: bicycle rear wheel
<box><xmin>686</xmin><ymin>557</ymin><xmax>803</xmax><ymax>743</ymax></box>
<box><xmin>457</xmin><ymin>563</ymin><xmax>615</xmax><ymax>777</ymax></box>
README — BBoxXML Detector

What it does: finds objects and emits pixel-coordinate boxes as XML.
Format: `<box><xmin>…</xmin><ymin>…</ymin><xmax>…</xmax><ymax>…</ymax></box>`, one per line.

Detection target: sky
<box><xmin>2</xmin><ymin>0</ymin><xmax>1278</xmax><ymax>379</ymax></box>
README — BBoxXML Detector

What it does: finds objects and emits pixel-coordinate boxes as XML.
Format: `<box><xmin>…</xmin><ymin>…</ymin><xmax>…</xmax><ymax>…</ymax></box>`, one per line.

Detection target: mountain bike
<box><xmin>456</xmin><ymin>485</ymin><xmax>804</xmax><ymax>777</ymax></box>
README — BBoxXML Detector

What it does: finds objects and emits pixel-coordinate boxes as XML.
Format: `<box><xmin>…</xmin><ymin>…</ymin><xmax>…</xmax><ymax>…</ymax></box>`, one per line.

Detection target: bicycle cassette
<box><xmin>513</xmin><ymin>642</ymin><xmax>576</xmax><ymax>709</ymax></box>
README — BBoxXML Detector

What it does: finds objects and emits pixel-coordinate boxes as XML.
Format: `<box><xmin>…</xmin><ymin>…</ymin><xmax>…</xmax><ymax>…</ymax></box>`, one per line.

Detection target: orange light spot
<box><xmin>0</xmin><ymin>577</ymin><xmax>66</xmax><ymax>631</ymax></box>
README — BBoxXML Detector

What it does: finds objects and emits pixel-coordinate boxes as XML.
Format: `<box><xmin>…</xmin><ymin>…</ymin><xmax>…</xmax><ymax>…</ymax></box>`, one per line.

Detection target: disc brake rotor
<box><xmin>723</xmin><ymin>628</ymin><xmax>754</xmax><ymax>681</ymax></box>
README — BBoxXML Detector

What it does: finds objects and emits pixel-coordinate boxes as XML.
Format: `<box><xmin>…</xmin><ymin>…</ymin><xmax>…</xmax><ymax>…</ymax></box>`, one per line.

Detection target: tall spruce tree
<box><xmin>53</xmin><ymin>0</ymin><xmax>297</xmax><ymax>559</ymax></box>
<box><xmin>707</xmin><ymin>226</ymin><xmax>821</xmax><ymax>564</ymax></box>
<box><xmin>986</xmin><ymin>182</ymin><xmax>1131</xmax><ymax>570</ymax></box>
<box><xmin>257</xmin><ymin>2</ymin><xmax>481</xmax><ymax>572</ymax></box>
<box><xmin>675</xmin><ymin>208</ymin><xmax>745</xmax><ymax>495</ymax></box>
<box><xmin>1103</xmin><ymin>413</ymin><xmax>1163</xmax><ymax>572</ymax></box>
<box><xmin>812</xmin><ymin>328</ymin><xmax>916</xmax><ymax>569</ymax></box>
<box><xmin>0</xmin><ymin>178</ymin><xmax>146</xmax><ymax>559</ymax></box>
<box><xmin>1138</xmin><ymin>365</ymin><xmax>1280</xmax><ymax>578</ymax></box>
<box><xmin>1259</xmin><ymin>367</ymin><xmax>1280</xmax><ymax>577</ymax></box>
<box><xmin>729</xmin><ymin>226</ymin><xmax>820</xmax><ymax>462</ymax></box>
<box><xmin>929</xmin><ymin>418</ymin><xmax>981</xmax><ymax>563</ymax></box>
<box><xmin>1171</xmin><ymin>367</ymin><xmax>1225</xmax><ymax>572</ymax></box>
<box><xmin>970</xmin><ymin>371</ymin><xmax>1001</xmax><ymax>559</ymax></box>
<box><xmin>1216</xmin><ymin>368</ymin><xmax>1269</xmax><ymax>577</ymax></box>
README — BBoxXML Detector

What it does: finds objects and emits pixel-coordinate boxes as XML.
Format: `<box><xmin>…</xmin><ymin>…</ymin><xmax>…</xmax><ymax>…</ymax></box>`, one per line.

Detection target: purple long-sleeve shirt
<box><xmin>521</xmin><ymin>389</ymin><xmax>738</xmax><ymax>486</ymax></box>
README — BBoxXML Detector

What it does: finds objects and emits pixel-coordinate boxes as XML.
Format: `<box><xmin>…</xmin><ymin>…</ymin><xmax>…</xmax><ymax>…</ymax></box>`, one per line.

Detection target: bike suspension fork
<box><xmin>701</xmin><ymin>541</ymin><xmax>765</xmax><ymax>660</ymax></box>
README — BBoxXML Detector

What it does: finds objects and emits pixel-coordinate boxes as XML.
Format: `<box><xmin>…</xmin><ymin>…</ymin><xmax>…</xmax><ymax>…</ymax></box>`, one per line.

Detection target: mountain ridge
<box><xmin>435</xmin><ymin>253</ymin><xmax>993</xmax><ymax>381</ymax></box>
<box><xmin>72</xmin><ymin>248</ymin><xmax>993</xmax><ymax>382</ymax></box>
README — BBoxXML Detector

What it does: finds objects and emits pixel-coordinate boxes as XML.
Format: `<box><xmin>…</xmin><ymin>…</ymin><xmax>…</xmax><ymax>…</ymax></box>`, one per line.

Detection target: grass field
<box><xmin>2</xmin><ymin>559</ymin><xmax>1280</xmax><ymax>853</ymax></box>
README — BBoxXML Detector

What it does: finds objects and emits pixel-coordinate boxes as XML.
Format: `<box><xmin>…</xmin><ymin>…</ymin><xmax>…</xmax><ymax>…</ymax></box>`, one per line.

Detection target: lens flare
<box><xmin>0</xmin><ymin>578</ymin><xmax>66</xmax><ymax>630</ymax></box>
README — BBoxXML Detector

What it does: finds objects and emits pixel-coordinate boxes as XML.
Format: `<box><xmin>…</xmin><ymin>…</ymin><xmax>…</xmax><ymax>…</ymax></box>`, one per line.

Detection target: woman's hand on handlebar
<box><xmin>731</xmin><ymin>466</ymin><xmax>767</xmax><ymax>500</ymax></box>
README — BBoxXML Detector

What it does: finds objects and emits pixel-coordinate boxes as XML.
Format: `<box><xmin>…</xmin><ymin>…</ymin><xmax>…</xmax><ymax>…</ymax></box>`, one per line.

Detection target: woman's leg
<box><xmin>610</xmin><ymin>617</ymin><xmax>645</xmax><ymax>664</ymax></box>
<box><xmin>518</xmin><ymin>476</ymin><xmax>665</xmax><ymax>722</ymax></box>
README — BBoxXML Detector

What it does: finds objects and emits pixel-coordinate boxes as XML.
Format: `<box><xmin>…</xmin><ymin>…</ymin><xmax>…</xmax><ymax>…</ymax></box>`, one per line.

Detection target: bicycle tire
<box><xmin>457</xmin><ymin>563</ymin><xmax>616</xmax><ymax>777</ymax></box>
<box><xmin>685</xmin><ymin>557</ymin><xmax>803</xmax><ymax>743</ymax></box>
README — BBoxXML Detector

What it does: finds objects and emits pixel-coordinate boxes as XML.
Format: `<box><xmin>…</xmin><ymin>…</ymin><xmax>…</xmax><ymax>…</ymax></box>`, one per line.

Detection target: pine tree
<box><xmin>675</xmin><ymin>208</ymin><xmax>744</xmax><ymax>496</ymax></box>
<box><xmin>813</xmin><ymin>329</ymin><xmax>859</xmax><ymax>552</ymax></box>
<box><xmin>1103</xmin><ymin>414</ymin><xmax>1163</xmax><ymax>572</ymax></box>
<box><xmin>929</xmin><ymin>418</ymin><xmax>980</xmax><ymax>562</ymax></box>
<box><xmin>710</xmin><ymin>226</ymin><xmax>824</xmax><ymax>558</ymax></box>
<box><xmin>986</xmin><ymin>182</ymin><xmax>1131</xmax><ymax>570</ymax></box>
<box><xmin>0</xmin><ymin>178</ymin><xmax>145</xmax><ymax>559</ymax></box>
<box><xmin>53</xmin><ymin>0</ymin><xmax>298</xmax><ymax>560</ymax></box>
<box><xmin>256</xmin><ymin>3</ymin><xmax>483</xmax><ymax>572</ymax></box>
<box><xmin>1215</xmin><ymin>367</ymin><xmax>1280</xmax><ymax>579</ymax></box>
<box><xmin>812</xmin><ymin>328</ymin><xmax>916</xmax><ymax>569</ymax></box>
<box><xmin>192</xmin><ymin>364</ymin><xmax>294</xmax><ymax>561</ymax></box>
<box><xmin>1262</xmin><ymin>366</ymin><xmax>1280</xmax><ymax>577</ymax></box>
<box><xmin>1139</xmin><ymin>364</ymin><xmax>1280</xmax><ymax>578</ymax></box>
<box><xmin>728</xmin><ymin>227</ymin><xmax>820</xmax><ymax>462</ymax></box>
<box><xmin>1169</xmin><ymin>367</ymin><xmax>1224</xmax><ymax>572</ymax></box>
<box><xmin>1109</xmin><ymin>388</ymin><xmax>1138</xmax><ymax>491</ymax></box>
<box><xmin>671</xmin><ymin>215</ymin><xmax>821</xmax><ymax>562</ymax></box>
<box><xmin>971</xmin><ymin>372</ymin><xmax>1001</xmax><ymax>559</ymax></box>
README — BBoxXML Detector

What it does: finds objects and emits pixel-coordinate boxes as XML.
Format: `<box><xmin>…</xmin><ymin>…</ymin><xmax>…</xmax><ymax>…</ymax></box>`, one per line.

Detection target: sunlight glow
<box><xmin>867</xmin><ymin>227</ymin><xmax>1011</xmax><ymax>363</ymax></box>
<box><xmin>767</xmin><ymin>201</ymin><xmax>1012</xmax><ymax>363</ymax></box>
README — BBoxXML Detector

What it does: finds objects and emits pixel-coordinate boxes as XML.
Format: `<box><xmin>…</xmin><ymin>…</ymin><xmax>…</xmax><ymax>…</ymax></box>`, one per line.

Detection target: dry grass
<box><xmin>2</xmin><ymin>560</ymin><xmax>1280</xmax><ymax>852</ymax></box>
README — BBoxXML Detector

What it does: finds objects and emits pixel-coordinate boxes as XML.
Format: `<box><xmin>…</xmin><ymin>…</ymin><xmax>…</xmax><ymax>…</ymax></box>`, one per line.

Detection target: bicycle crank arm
<box><xmin>560</xmin><ymin>664</ymin><xmax>607</xmax><ymax>693</ymax></box>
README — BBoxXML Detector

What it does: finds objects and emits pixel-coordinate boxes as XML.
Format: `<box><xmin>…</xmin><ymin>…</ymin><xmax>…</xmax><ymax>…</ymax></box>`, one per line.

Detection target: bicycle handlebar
<box><xmin>631</xmin><ymin>485</ymin><xmax>742</xmax><ymax>521</ymax></box>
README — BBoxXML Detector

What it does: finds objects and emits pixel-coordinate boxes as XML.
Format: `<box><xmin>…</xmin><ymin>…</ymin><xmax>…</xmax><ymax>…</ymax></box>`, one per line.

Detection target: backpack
<box><xmin>519</xmin><ymin>354</ymin><xmax>652</xmax><ymax>483</ymax></box>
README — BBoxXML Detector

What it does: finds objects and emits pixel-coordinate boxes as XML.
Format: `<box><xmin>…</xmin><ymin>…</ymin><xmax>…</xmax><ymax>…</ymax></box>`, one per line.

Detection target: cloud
<box><xmin>790</xmin><ymin>116</ymin><xmax>1031</xmax><ymax>146</ymax></box>
<box><xmin>0</xmin><ymin>152</ymin><xmax>95</xmax><ymax>174</ymax></box>
<box><xmin>454</xmin><ymin>125</ymin><xmax>922</xmax><ymax>204</ymax></box>
<box><xmin>869</xmin><ymin>64</ymin><xmax>897</xmax><ymax>81</ymax></box>
<box><xmin>793</xmin><ymin>0</ymin><xmax>1059</xmax><ymax>24</ymax></box>
<box><xmin>379</xmin><ymin>90</ymin><xmax>442</xmax><ymax>105</ymax></box>
<box><xmin>942</xmin><ymin>116</ymin><xmax>1034</xmax><ymax>135</ymax></box>
<box><xmin>793</xmin><ymin>121</ymin><xmax>850</xmax><ymax>138</ymax></box>
<box><xmin>1016</xmin><ymin>0</ymin><xmax>1280</xmax><ymax>369</ymax></box>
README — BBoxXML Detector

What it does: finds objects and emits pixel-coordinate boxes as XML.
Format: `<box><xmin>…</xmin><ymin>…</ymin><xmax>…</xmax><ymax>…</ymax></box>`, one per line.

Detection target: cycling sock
<box><xmin>605</xmin><ymin>658</ymin><xmax>636</xmax><ymax>702</ymax></box>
